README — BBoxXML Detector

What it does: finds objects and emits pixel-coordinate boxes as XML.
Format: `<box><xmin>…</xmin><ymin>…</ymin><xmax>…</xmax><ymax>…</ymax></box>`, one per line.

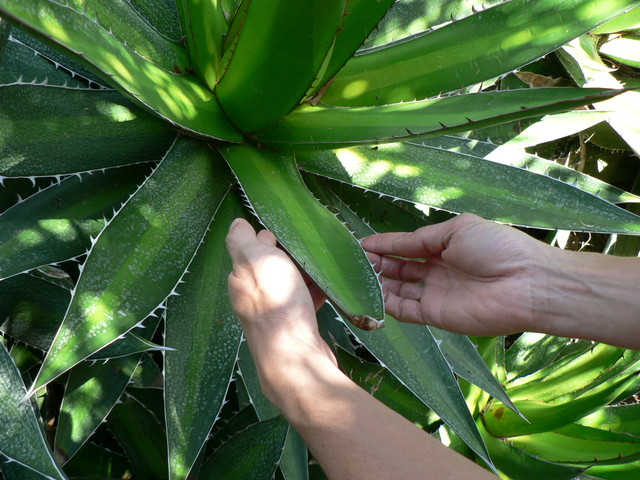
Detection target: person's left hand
<box><xmin>225</xmin><ymin>218</ymin><xmax>336</xmax><ymax>403</ymax></box>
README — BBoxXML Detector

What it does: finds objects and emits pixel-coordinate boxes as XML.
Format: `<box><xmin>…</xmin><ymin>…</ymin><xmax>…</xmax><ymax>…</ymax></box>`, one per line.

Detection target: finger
<box><xmin>225</xmin><ymin>218</ymin><xmax>259</xmax><ymax>266</ymax></box>
<box><xmin>361</xmin><ymin>232</ymin><xmax>411</xmax><ymax>255</ymax></box>
<box><xmin>384</xmin><ymin>292</ymin><xmax>425</xmax><ymax>325</ymax></box>
<box><xmin>390</xmin><ymin>214</ymin><xmax>483</xmax><ymax>258</ymax></box>
<box><xmin>371</xmin><ymin>255</ymin><xmax>428</xmax><ymax>282</ymax></box>
<box><xmin>256</xmin><ymin>228</ymin><xmax>277</xmax><ymax>247</ymax></box>
<box><xmin>381</xmin><ymin>278</ymin><xmax>423</xmax><ymax>301</ymax></box>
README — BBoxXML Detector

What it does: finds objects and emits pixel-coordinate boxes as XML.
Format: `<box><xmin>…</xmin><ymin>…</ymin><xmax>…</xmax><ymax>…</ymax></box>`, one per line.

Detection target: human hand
<box><xmin>361</xmin><ymin>213</ymin><xmax>551</xmax><ymax>336</ymax></box>
<box><xmin>225</xmin><ymin>218</ymin><xmax>336</xmax><ymax>403</ymax></box>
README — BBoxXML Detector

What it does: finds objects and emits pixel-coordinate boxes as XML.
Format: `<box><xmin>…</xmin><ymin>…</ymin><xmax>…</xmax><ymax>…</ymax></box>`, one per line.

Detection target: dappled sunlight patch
<box><xmin>342</xmin><ymin>79</ymin><xmax>369</xmax><ymax>100</ymax></box>
<box><xmin>95</xmin><ymin>101</ymin><xmax>137</xmax><ymax>123</ymax></box>
<box><xmin>38</xmin><ymin>218</ymin><xmax>77</xmax><ymax>241</ymax></box>
<box><xmin>17</xmin><ymin>228</ymin><xmax>45</xmax><ymax>247</ymax></box>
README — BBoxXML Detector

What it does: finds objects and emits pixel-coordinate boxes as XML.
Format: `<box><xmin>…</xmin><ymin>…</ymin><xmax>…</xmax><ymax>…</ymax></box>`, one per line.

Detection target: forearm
<box><xmin>533</xmin><ymin>247</ymin><xmax>640</xmax><ymax>349</ymax></box>
<box><xmin>259</xmin><ymin>353</ymin><xmax>496</xmax><ymax>480</ymax></box>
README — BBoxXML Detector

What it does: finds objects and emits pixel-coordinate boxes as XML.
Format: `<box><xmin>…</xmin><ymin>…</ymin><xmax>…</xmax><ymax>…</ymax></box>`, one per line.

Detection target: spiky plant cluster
<box><xmin>1</xmin><ymin>1</ymin><xmax>640</xmax><ymax>479</ymax></box>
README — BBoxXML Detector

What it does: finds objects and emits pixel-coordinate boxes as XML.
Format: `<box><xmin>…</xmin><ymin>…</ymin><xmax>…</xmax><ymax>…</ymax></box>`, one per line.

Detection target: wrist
<box><xmin>531</xmin><ymin>247</ymin><xmax>640</xmax><ymax>348</ymax></box>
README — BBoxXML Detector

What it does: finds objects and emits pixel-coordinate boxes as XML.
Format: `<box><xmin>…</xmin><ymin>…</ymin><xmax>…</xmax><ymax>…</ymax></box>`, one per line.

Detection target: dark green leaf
<box><xmin>199</xmin><ymin>416</ymin><xmax>288</xmax><ymax>480</ymax></box>
<box><xmin>30</xmin><ymin>138</ymin><xmax>231</xmax><ymax>391</ymax></box>
<box><xmin>164</xmin><ymin>192</ymin><xmax>244</xmax><ymax>480</ymax></box>
<box><xmin>298</xmin><ymin>142</ymin><xmax>640</xmax><ymax>234</ymax></box>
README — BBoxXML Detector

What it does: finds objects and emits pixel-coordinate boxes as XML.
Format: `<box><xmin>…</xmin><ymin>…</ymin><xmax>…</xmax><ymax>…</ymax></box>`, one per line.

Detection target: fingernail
<box><xmin>229</xmin><ymin>218</ymin><xmax>242</xmax><ymax>230</ymax></box>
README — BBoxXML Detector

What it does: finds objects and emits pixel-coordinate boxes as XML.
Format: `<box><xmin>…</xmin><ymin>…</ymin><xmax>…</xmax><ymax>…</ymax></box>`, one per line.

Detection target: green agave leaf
<box><xmin>593</xmin><ymin>5</ymin><xmax>640</xmax><ymax>33</ymax></box>
<box><xmin>199</xmin><ymin>416</ymin><xmax>288</xmax><ymax>480</ymax></box>
<box><xmin>221</xmin><ymin>145</ymin><xmax>384</xmax><ymax>329</ymax></box>
<box><xmin>216</xmin><ymin>0</ymin><xmax>344</xmax><ymax>132</ymax></box>
<box><xmin>309</xmin><ymin>0</ymin><xmax>396</xmax><ymax>96</ymax></box>
<box><xmin>419</xmin><ymin>134</ymin><xmax>640</xmax><ymax>205</ymax></box>
<box><xmin>321</xmin><ymin>0</ymin><xmax>640</xmax><ymax>106</ymax></box>
<box><xmin>479</xmin><ymin>422</ymin><xmax>587</xmax><ymax>480</ymax></box>
<box><xmin>0</xmin><ymin>0</ymin><xmax>242</xmax><ymax>141</ymax></box>
<box><xmin>506</xmin><ymin>344</ymin><xmax>632</xmax><ymax>403</ymax></box>
<box><xmin>62</xmin><ymin>441</ymin><xmax>131</xmax><ymax>479</ymax></box>
<box><xmin>0</xmin><ymin>85</ymin><xmax>174</xmax><ymax>177</ymax></box>
<box><xmin>579</xmin><ymin>404</ymin><xmax>640</xmax><ymax>436</ymax></box>
<box><xmin>505</xmin><ymin>334</ymin><xmax>582</xmax><ymax>382</ymax></box>
<box><xmin>0</xmin><ymin>341</ymin><xmax>67</xmax><ymax>480</ymax></box>
<box><xmin>507</xmin><ymin>424</ymin><xmax>640</xmax><ymax>464</ymax></box>
<box><xmin>0</xmin><ymin>164</ymin><xmax>151</xmax><ymax>280</ymax></box>
<box><xmin>55</xmin><ymin>314</ymin><xmax>161</xmax><ymax>463</ymax></box>
<box><xmin>59</xmin><ymin>0</ymin><xmax>191</xmax><ymax>72</ymax></box>
<box><xmin>302</xmin><ymin>173</ymin><xmax>453</xmax><ymax>236</ymax></box>
<box><xmin>0</xmin><ymin>274</ymin><xmax>69</xmax><ymax>351</ymax></box>
<box><xmin>298</xmin><ymin>142</ymin><xmax>640</xmax><ymax>234</ymax></box>
<box><xmin>3</xmin><ymin>22</ymin><xmax>109</xmax><ymax>88</ymax></box>
<box><xmin>0</xmin><ymin>24</ymin><xmax>89</xmax><ymax>88</ymax></box>
<box><xmin>176</xmin><ymin>0</ymin><xmax>227</xmax><ymax>90</ymax></box>
<box><xmin>344</xmin><ymin>315</ymin><xmax>492</xmax><ymax>467</ymax></box>
<box><xmin>89</xmin><ymin>331</ymin><xmax>167</xmax><ymax>360</ymax></box>
<box><xmin>164</xmin><ymin>192</ymin><xmax>244</xmax><ymax>480</ymax></box>
<box><xmin>0</xmin><ymin>178</ymin><xmax>45</xmax><ymax>214</ymax></box>
<box><xmin>484</xmin><ymin>373</ymin><xmax>640</xmax><ymax>438</ymax></box>
<box><xmin>237</xmin><ymin>342</ymin><xmax>309</xmax><ymax>480</ymax></box>
<box><xmin>257</xmin><ymin>88</ymin><xmax>622</xmax><ymax>148</ymax></box>
<box><xmin>428</xmin><ymin>327</ymin><xmax>519</xmax><ymax>416</ymax></box>
<box><xmin>585</xmin><ymin>461</ymin><xmax>640</xmax><ymax>480</ymax></box>
<box><xmin>129</xmin><ymin>352</ymin><xmax>162</xmax><ymax>389</ymax></box>
<box><xmin>334</xmin><ymin>345</ymin><xmax>436</xmax><ymax>429</ymax></box>
<box><xmin>107</xmin><ymin>393</ymin><xmax>168</xmax><ymax>480</ymax></box>
<box><xmin>30</xmin><ymin>138</ymin><xmax>232</xmax><ymax>392</ymax></box>
<box><xmin>206</xmin><ymin>405</ymin><xmax>260</xmax><ymax>455</ymax></box>
<box><xmin>55</xmin><ymin>347</ymin><xmax>147</xmax><ymax>462</ymax></box>
<box><xmin>362</xmin><ymin>0</ymin><xmax>508</xmax><ymax>49</ymax></box>
<box><xmin>128</xmin><ymin>0</ymin><xmax>183</xmax><ymax>42</ymax></box>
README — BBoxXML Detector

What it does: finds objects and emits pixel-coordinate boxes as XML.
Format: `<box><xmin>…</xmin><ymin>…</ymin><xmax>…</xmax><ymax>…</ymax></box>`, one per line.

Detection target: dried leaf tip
<box><xmin>349</xmin><ymin>315</ymin><xmax>385</xmax><ymax>330</ymax></box>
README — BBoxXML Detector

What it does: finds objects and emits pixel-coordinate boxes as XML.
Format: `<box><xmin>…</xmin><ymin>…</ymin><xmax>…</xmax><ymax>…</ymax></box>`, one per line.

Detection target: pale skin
<box><xmin>225</xmin><ymin>213</ymin><xmax>640</xmax><ymax>480</ymax></box>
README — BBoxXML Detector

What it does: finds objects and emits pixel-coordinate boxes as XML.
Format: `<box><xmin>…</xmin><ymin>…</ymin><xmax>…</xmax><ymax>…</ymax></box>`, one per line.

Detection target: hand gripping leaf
<box><xmin>222</xmin><ymin>145</ymin><xmax>384</xmax><ymax>329</ymax></box>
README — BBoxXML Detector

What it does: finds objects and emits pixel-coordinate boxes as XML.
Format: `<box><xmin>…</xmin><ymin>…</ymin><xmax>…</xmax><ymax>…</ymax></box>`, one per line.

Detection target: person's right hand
<box><xmin>361</xmin><ymin>213</ymin><xmax>553</xmax><ymax>336</ymax></box>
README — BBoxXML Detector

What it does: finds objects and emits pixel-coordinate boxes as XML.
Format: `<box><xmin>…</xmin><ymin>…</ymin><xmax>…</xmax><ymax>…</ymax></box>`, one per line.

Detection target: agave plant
<box><xmin>2</xmin><ymin>0</ymin><xmax>640</xmax><ymax>478</ymax></box>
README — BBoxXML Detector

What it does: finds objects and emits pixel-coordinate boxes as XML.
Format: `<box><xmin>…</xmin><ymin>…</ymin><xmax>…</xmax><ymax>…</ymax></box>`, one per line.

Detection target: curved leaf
<box><xmin>221</xmin><ymin>145</ymin><xmax>384</xmax><ymax>329</ymax></box>
<box><xmin>128</xmin><ymin>0</ymin><xmax>183</xmax><ymax>42</ymax></box>
<box><xmin>321</xmin><ymin>0</ymin><xmax>640</xmax><ymax>106</ymax></box>
<box><xmin>257</xmin><ymin>88</ymin><xmax>622</xmax><ymax>149</ymax></box>
<box><xmin>507</xmin><ymin>423</ymin><xmax>640</xmax><ymax>464</ymax></box>
<box><xmin>0</xmin><ymin>0</ymin><xmax>243</xmax><ymax>141</ymax></box>
<box><xmin>216</xmin><ymin>0</ymin><xmax>345</xmax><ymax>131</ymax></box>
<box><xmin>30</xmin><ymin>138</ymin><xmax>232</xmax><ymax>391</ymax></box>
<box><xmin>298</xmin><ymin>142</ymin><xmax>640</xmax><ymax>234</ymax></box>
